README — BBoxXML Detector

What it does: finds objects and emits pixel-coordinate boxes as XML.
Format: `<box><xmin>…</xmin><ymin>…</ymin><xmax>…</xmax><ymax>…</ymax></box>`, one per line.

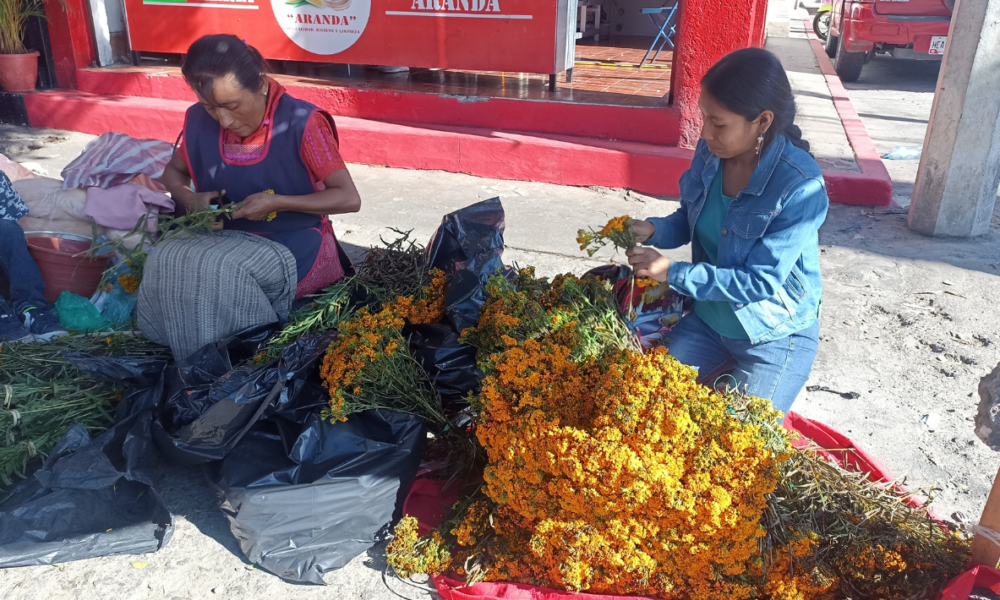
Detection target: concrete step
<box><xmin>22</xmin><ymin>89</ymin><xmax>693</xmax><ymax>196</ymax></box>
<box><xmin>75</xmin><ymin>67</ymin><xmax>682</xmax><ymax>147</ymax></box>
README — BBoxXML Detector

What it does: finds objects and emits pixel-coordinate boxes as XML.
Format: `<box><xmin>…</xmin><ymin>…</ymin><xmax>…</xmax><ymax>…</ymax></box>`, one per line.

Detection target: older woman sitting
<box><xmin>146</xmin><ymin>34</ymin><xmax>360</xmax><ymax>359</ymax></box>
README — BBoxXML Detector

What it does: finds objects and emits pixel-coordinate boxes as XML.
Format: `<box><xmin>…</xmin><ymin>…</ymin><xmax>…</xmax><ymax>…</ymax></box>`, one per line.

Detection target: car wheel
<box><xmin>824</xmin><ymin>25</ymin><xmax>838</xmax><ymax>58</ymax></box>
<box><xmin>834</xmin><ymin>29</ymin><xmax>865</xmax><ymax>82</ymax></box>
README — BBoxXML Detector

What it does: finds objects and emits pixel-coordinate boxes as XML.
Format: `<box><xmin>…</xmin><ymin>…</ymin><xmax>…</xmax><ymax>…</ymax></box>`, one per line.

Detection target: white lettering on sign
<box><xmin>272</xmin><ymin>0</ymin><xmax>370</xmax><ymax>54</ymax></box>
<box><xmin>388</xmin><ymin>0</ymin><xmax>529</xmax><ymax>19</ymax></box>
<box><xmin>409</xmin><ymin>0</ymin><xmax>500</xmax><ymax>10</ymax></box>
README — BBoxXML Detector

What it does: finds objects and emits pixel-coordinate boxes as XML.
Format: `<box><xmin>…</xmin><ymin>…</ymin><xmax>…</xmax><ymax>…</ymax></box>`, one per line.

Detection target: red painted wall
<box><xmin>669</xmin><ymin>0</ymin><xmax>769</xmax><ymax>148</ymax></box>
<box><xmin>43</xmin><ymin>0</ymin><xmax>95</xmax><ymax>88</ymax></box>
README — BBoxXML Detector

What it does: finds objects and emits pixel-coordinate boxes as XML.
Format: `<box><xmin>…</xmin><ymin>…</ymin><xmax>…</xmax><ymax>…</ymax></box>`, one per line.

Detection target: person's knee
<box><xmin>0</xmin><ymin>219</ymin><xmax>25</xmax><ymax>239</ymax></box>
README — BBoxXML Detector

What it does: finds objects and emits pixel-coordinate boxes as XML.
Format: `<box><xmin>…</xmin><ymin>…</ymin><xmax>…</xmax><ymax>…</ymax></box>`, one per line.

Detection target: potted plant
<box><xmin>0</xmin><ymin>0</ymin><xmax>44</xmax><ymax>93</ymax></box>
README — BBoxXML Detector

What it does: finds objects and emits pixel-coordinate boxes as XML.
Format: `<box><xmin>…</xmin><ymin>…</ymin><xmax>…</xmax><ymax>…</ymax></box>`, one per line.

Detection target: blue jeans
<box><xmin>663</xmin><ymin>313</ymin><xmax>819</xmax><ymax>415</ymax></box>
<box><xmin>0</xmin><ymin>220</ymin><xmax>48</xmax><ymax>314</ymax></box>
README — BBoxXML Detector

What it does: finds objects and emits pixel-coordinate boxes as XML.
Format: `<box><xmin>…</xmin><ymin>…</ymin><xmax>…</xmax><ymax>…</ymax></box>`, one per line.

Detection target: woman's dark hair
<box><xmin>181</xmin><ymin>35</ymin><xmax>267</xmax><ymax>106</ymax></box>
<box><xmin>701</xmin><ymin>47</ymin><xmax>810</xmax><ymax>153</ymax></box>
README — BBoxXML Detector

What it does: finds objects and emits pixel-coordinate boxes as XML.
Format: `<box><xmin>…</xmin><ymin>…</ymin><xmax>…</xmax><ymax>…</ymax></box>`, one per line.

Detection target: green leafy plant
<box><xmin>0</xmin><ymin>0</ymin><xmax>45</xmax><ymax>55</ymax></box>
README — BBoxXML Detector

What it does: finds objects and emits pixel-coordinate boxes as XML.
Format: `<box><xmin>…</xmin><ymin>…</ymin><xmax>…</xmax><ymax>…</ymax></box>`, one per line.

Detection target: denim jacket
<box><xmin>647</xmin><ymin>134</ymin><xmax>828</xmax><ymax>345</ymax></box>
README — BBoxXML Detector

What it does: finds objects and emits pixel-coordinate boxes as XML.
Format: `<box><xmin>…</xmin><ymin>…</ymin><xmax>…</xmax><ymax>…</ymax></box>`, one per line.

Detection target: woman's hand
<box><xmin>626</xmin><ymin>247</ymin><xmax>672</xmax><ymax>283</ymax></box>
<box><xmin>233</xmin><ymin>192</ymin><xmax>282</xmax><ymax>221</ymax></box>
<box><xmin>194</xmin><ymin>190</ymin><xmax>225</xmax><ymax>231</ymax></box>
<box><xmin>631</xmin><ymin>219</ymin><xmax>656</xmax><ymax>243</ymax></box>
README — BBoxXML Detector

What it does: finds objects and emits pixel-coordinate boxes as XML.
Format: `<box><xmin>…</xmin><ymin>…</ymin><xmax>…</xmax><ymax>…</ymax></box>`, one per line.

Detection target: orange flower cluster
<box><xmin>599</xmin><ymin>215</ymin><xmax>630</xmax><ymax>236</ymax></box>
<box><xmin>319</xmin><ymin>305</ymin><xmax>404</xmax><ymax>422</ymax></box>
<box><xmin>635</xmin><ymin>277</ymin><xmax>659</xmax><ymax>288</ymax></box>
<box><xmin>451</xmin><ymin>500</ymin><xmax>490</xmax><ymax>547</ymax></box>
<box><xmin>389</xmin><ymin>268</ymin><xmax>447</xmax><ymax>325</ymax></box>
<box><xmin>469</xmin><ymin>336</ymin><xmax>788</xmax><ymax>599</ymax></box>
<box><xmin>577</xmin><ymin>215</ymin><xmax>638</xmax><ymax>257</ymax></box>
<box><xmin>118</xmin><ymin>274</ymin><xmax>139</xmax><ymax>295</ymax></box>
<box><xmin>761</xmin><ymin>549</ymin><xmax>836</xmax><ymax>600</ymax></box>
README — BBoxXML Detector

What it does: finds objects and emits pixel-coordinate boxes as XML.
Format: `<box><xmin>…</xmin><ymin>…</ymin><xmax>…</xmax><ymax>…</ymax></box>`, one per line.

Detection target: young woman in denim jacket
<box><xmin>627</xmin><ymin>48</ymin><xmax>828</xmax><ymax>415</ymax></box>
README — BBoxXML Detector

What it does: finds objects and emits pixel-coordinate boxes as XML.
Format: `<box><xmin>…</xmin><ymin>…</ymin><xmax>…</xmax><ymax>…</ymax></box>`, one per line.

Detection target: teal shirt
<box><xmin>693</xmin><ymin>170</ymin><xmax>750</xmax><ymax>339</ymax></box>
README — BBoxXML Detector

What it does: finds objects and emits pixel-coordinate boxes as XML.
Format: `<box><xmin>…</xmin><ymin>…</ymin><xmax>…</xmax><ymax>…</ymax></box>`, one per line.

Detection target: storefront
<box><xmin>122</xmin><ymin>0</ymin><xmax>576</xmax><ymax>79</ymax></box>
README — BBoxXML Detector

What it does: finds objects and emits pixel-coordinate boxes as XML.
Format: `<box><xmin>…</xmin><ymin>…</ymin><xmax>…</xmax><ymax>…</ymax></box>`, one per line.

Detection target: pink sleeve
<box><xmin>301</xmin><ymin>111</ymin><xmax>347</xmax><ymax>185</ymax></box>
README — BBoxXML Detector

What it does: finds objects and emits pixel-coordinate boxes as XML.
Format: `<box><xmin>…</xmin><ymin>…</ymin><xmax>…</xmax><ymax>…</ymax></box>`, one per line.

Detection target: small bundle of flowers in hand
<box><xmin>262</xmin><ymin>189</ymin><xmax>278</xmax><ymax>222</ymax></box>
<box><xmin>576</xmin><ymin>215</ymin><xmax>638</xmax><ymax>257</ymax></box>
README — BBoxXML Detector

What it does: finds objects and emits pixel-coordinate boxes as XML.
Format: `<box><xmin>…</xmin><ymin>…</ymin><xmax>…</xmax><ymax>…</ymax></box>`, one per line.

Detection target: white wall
<box><xmin>104</xmin><ymin>0</ymin><xmax>126</xmax><ymax>34</ymax></box>
<box><xmin>607</xmin><ymin>0</ymin><xmax>664</xmax><ymax>37</ymax></box>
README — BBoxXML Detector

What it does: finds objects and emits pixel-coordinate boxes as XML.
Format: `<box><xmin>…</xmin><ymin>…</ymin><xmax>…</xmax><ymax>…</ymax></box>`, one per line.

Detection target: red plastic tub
<box><xmin>24</xmin><ymin>232</ymin><xmax>110</xmax><ymax>304</ymax></box>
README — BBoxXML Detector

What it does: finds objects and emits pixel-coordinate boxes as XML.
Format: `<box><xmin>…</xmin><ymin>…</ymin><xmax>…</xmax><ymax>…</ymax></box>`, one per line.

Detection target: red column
<box><xmin>670</xmin><ymin>0</ymin><xmax>767</xmax><ymax>148</ymax></box>
<box><xmin>43</xmin><ymin>0</ymin><xmax>95</xmax><ymax>89</ymax></box>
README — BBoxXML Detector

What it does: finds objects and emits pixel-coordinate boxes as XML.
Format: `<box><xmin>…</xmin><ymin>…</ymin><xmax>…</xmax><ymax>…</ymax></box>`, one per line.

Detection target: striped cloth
<box><xmin>61</xmin><ymin>133</ymin><xmax>174</xmax><ymax>190</ymax></box>
<box><xmin>137</xmin><ymin>231</ymin><xmax>298</xmax><ymax>361</ymax></box>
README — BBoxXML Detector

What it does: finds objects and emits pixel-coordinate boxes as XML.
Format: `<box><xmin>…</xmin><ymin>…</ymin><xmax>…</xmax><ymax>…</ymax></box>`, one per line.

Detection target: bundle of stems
<box><xmin>319</xmin><ymin>305</ymin><xmax>447</xmax><ymax>426</ymax></box>
<box><xmin>0</xmin><ymin>382</ymin><xmax>118</xmax><ymax>486</ymax></box>
<box><xmin>576</xmin><ymin>216</ymin><xmax>645</xmax><ymax>319</ymax></box>
<box><xmin>253</xmin><ymin>280</ymin><xmax>357</xmax><ymax>364</ymax></box>
<box><xmin>90</xmin><ymin>206</ymin><xmax>239</xmax><ymax>287</ymax></box>
<box><xmin>725</xmin><ymin>392</ymin><xmax>970</xmax><ymax>599</ymax></box>
<box><xmin>355</xmin><ymin>229</ymin><xmax>436</xmax><ymax>301</ymax></box>
<box><xmin>0</xmin><ymin>334</ymin><xmax>167</xmax><ymax>488</ymax></box>
<box><xmin>764</xmin><ymin>442</ymin><xmax>969</xmax><ymax>599</ymax></box>
<box><xmin>0</xmin><ymin>333</ymin><xmax>168</xmax><ymax>384</ymax></box>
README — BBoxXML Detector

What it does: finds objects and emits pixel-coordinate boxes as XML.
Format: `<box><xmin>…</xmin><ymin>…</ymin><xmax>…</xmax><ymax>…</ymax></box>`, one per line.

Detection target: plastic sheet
<box><xmin>206</xmin><ymin>409</ymin><xmax>426</xmax><ymax>584</ymax></box>
<box><xmin>149</xmin><ymin>326</ymin><xmax>327</xmax><ymax>465</ymax></box>
<box><xmin>425</xmin><ymin>198</ymin><xmax>507</xmax><ymax>333</ymax></box>
<box><xmin>938</xmin><ymin>565</ymin><xmax>1000</xmax><ymax>600</ymax></box>
<box><xmin>0</xmin><ymin>416</ymin><xmax>174</xmax><ymax>567</ymax></box>
<box><xmin>585</xmin><ymin>264</ymin><xmax>684</xmax><ymax>349</ymax></box>
<box><xmin>405</xmin><ymin>323</ymin><xmax>480</xmax><ymax>420</ymax></box>
<box><xmin>54</xmin><ymin>291</ymin><xmax>109</xmax><ymax>333</ymax></box>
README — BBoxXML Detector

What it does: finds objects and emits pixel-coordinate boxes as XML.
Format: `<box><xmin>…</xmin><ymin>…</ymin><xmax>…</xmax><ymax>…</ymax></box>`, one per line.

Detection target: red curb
<box><xmin>802</xmin><ymin>19</ymin><xmax>893</xmax><ymax>207</ymax></box>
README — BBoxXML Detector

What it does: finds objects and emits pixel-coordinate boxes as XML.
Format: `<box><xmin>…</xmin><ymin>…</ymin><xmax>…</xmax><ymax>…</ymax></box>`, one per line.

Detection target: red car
<box><xmin>826</xmin><ymin>0</ymin><xmax>953</xmax><ymax>82</ymax></box>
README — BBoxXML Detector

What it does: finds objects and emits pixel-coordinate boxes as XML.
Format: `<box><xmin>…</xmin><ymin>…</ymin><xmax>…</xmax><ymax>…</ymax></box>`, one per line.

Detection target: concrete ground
<box><xmin>4</xmin><ymin>42</ymin><xmax>1000</xmax><ymax>597</ymax></box>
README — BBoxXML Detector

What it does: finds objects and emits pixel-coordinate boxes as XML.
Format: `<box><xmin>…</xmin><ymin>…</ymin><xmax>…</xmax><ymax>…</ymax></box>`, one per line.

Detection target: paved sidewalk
<box><xmin>766</xmin><ymin>30</ymin><xmax>861</xmax><ymax>174</ymax></box>
<box><xmin>4</xmin><ymin>94</ymin><xmax>1000</xmax><ymax>599</ymax></box>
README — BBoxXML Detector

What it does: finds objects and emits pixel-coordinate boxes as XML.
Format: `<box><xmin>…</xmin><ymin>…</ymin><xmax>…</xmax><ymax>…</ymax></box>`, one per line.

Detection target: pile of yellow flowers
<box><xmin>386</xmin><ymin>269</ymin><xmax>970</xmax><ymax>600</ymax></box>
<box><xmin>389</xmin><ymin>271</ymin><xmax>823</xmax><ymax>599</ymax></box>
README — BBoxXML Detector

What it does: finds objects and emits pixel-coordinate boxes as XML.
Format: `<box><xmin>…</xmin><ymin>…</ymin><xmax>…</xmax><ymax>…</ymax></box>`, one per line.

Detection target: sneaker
<box><xmin>21</xmin><ymin>306</ymin><xmax>68</xmax><ymax>342</ymax></box>
<box><xmin>0</xmin><ymin>310</ymin><xmax>33</xmax><ymax>344</ymax></box>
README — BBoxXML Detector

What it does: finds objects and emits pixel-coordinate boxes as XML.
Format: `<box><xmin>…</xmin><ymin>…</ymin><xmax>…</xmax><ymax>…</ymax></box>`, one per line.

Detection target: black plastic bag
<box><xmin>61</xmin><ymin>351</ymin><xmax>169</xmax><ymax>419</ymax></box>
<box><xmin>405</xmin><ymin>323</ymin><xmax>479</xmax><ymax>421</ymax></box>
<box><xmin>425</xmin><ymin>198</ymin><xmax>506</xmax><ymax>332</ymax></box>
<box><xmin>205</xmin><ymin>409</ymin><xmax>425</xmax><ymax>584</ymax></box>
<box><xmin>0</xmin><ymin>416</ymin><xmax>173</xmax><ymax>567</ymax></box>
<box><xmin>150</xmin><ymin>328</ymin><xmax>332</xmax><ymax>465</ymax></box>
